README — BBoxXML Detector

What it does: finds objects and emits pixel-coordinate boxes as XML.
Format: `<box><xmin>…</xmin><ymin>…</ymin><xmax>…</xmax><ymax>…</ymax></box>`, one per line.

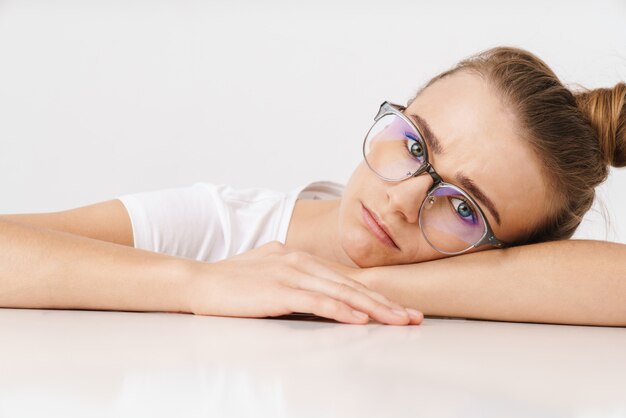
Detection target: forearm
<box><xmin>360</xmin><ymin>240</ymin><xmax>626</xmax><ymax>326</ymax></box>
<box><xmin>0</xmin><ymin>219</ymin><xmax>196</xmax><ymax>313</ymax></box>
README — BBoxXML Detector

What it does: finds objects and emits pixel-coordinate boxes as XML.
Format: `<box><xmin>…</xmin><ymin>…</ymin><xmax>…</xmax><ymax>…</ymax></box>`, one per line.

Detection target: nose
<box><xmin>386</xmin><ymin>172</ymin><xmax>434</xmax><ymax>224</ymax></box>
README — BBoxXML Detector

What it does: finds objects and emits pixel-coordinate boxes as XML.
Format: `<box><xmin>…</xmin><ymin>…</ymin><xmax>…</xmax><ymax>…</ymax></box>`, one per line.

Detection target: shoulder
<box><xmin>297</xmin><ymin>180</ymin><xmax>345</xmax><ymax>200</ymax></box>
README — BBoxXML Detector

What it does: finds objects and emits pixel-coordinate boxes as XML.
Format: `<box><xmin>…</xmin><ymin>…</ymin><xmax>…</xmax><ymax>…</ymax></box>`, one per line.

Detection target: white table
<box><xmin>1</xmin><ymin>308</ymin><xmax>624</xmax><ymax>418</ymax></box>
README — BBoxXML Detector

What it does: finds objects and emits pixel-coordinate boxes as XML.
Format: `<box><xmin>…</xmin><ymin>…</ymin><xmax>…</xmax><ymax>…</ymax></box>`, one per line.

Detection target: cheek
<box><xmin>337</xmin><ymin>192</ymin><xmax>386</xmax><ymax>267</ymax></box>
<box><xmin>343</xmin><ymin>161</ymin><xmax>371</xmax><ymax>193</ymax></box>
<box><xmin>339</xmin><ymin>163</ymin><xmax>401</xmax><ymax>266</ymax></box>
<box><xmin>338</xmin><ymin>190</ymin><xmax>446</xmax><ymax>267</ymax></box>
<box><xmin>338</xmin><ymin>163</ymin><xmax>457</xmax><ymax>266</ymax></box>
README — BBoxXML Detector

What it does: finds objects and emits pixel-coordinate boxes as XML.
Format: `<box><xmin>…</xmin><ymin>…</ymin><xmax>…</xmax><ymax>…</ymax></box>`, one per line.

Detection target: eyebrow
<box><xmin>407</xmin><ymin>112</ymin><xmax>502</xmax><ymax>226</ymax></box>
<box><xmin>456</xmin><ymin>173</ymin><xmax>502</xmax><ymax>226</ymax></box>
<box><xmin>407</xmin><ymin>113</ymin><xmax>444</xmax><ymax>154</ymax></box>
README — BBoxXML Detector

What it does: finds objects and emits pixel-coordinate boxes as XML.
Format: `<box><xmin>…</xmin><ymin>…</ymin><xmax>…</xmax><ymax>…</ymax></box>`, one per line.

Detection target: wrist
<box><xmin>349</xmin><ymin>265</ymin><xmax>377</xmax><ymax>288</ymax></box>
<box><xmin>179</xmin><ymin>259</ymin><xmax>226</xmax><ymax>316</ymax></box>
<box><xmin>155</xmin><ymin>257</ymin><xmax>207</xmax><ymax>314</ymax></box>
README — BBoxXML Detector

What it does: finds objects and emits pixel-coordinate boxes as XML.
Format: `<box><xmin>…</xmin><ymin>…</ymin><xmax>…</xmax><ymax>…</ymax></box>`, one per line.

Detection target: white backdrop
<box><xmin>0</xmin><ymin>0</ymin><xmax>624</xmax><ymax>242</ymax></box>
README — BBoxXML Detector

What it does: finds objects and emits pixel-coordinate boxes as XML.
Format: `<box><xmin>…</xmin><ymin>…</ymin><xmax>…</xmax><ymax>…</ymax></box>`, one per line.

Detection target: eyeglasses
<box><xmin>362</xmin><ymin>101</ymin><xmax>507</xmax><ymax>255</ymax></box>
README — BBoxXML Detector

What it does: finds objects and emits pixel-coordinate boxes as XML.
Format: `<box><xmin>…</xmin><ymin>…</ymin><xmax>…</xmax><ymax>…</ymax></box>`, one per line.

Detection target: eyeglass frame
<box><xmin>362</xmin><ymin>101</ymin><xmax>508</xmax><ymax>255</ymax></box>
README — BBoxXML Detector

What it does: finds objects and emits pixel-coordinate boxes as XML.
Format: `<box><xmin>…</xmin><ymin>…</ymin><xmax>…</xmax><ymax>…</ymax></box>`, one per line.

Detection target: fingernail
<box><xmin>352</xmin><ymin>310</ymin><xmax>369</xmax><ymax>320</ymax></box>
<box><xmin>391</xmin><ymin>309</ymin><xmax>408</xmax><ymax>317</ymax></box>
<box><xmin>406</xmin><ymin>308</ymin><xmax>423</xmax><ymax>319</ymax></box>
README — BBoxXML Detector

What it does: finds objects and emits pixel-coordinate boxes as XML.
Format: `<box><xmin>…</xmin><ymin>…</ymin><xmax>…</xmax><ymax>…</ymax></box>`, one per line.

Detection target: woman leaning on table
<box><xmin>1</xmin><ymin>47</ymin><xmax>625</xmax><ymax>326</ymax></box>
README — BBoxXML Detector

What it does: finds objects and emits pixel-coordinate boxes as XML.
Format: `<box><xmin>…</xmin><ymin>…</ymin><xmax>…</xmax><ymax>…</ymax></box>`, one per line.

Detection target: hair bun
<box><xmin>575</xmin><ymin>82</ymin><xmax>626</xmax><ymax>168</ymax></box>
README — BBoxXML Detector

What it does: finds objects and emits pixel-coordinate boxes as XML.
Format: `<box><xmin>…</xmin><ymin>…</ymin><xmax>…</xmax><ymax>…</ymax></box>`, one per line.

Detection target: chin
<box><xmin>341</xmin><ymin>225</ymin><xmax>450</xmax><ymax>267</ymax></box>
<box><xmin>340</xmin><ymin>228</ymin><xmax>397</xmax><ymax>268</ymax></box>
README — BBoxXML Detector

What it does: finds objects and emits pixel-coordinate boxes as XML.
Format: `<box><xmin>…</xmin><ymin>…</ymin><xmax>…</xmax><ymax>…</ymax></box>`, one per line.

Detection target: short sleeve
<box><xmin>115</xmin><ymin>183</ymin><xmax>226</xmax><ymax>262</ymax></box>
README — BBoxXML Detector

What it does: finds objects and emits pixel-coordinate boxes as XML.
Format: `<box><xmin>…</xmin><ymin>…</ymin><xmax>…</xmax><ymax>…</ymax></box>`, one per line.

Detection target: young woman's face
<box><xmin>338</xmin><ymin>70</ymin><xmax>550</xmax><ymax>268</ymax></box>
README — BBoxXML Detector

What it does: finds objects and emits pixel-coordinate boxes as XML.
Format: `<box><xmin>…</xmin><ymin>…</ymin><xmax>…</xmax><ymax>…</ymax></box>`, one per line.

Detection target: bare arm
<box><xmin>0</xmin><ymin>218</ymin><xmax>418</xmax><ymax>324</ymax></box>
<box><xmin>0</xmin><ymin>218</ymin><xmax>191</xmax><ymax>312</ymax></box>
<box><xmin>1</xmin><ymin>199</ymin><xmax>134</xmax><ymax>246</ymax></box>
<box><xmin>356</xmin><ymin>239</ymin><xmax>626</xmax><ymax>326</ymax></box>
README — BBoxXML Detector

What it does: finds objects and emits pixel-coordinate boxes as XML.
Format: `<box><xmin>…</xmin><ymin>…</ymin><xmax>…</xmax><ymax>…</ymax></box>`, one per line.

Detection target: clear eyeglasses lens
<box><xmin>419</xmin><ymin>185</ymin><xmax>486</xmax><ymax>253</ymax></box>
<box><xmin>363</xmin><ymin>114</ymin><xmax>426</xmax><ymax>181</ymax></box>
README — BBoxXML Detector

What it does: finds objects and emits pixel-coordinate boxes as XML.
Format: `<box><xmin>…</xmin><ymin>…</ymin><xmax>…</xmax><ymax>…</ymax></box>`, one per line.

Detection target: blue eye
<box><xmin>450</xmin><ymin>197</ymin><xmax>477</xmax><ymax>223</ymax></box>
<box><xmin>405</xmin><ymin>133</ymin><xmax>425</xmax><ymax>160</ymax></box>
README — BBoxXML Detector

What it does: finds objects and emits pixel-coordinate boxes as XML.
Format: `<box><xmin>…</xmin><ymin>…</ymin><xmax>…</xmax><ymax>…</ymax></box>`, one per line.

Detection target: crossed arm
<box><xmin>1</xmin><ymin>200</ymin><xmax>625</xmax><ymax>326</ymax></box>
<box><xmin>355</xmin><ymin>239</ymin><xmax>626</xmax><ymax>326</ymax></box>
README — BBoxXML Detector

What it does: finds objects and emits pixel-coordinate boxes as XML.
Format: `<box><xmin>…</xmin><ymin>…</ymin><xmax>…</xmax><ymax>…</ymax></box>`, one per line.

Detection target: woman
<box><xmin>1</xmin><ymin>47</ymin><xmax>625</xmax><ymax>326</ymax></box>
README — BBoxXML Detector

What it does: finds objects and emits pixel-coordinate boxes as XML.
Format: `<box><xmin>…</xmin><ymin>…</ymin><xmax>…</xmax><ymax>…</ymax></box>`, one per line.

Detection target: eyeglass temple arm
<box><xmin>487</xmin><ymin>235</ymin><xmax>505</xmax><ymax>248</ymax></box>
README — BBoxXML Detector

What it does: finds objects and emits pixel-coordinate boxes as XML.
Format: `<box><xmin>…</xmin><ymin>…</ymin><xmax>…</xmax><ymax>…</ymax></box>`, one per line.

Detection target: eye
<box><xmin>450</xmin><ymin>197</ymin><xmax>477</xmax><ymax>223</ymax></box>
<box><xmin>404</xmin><ymin>133</ymin><xmax>425</xmax><ymax>160</ymax></box>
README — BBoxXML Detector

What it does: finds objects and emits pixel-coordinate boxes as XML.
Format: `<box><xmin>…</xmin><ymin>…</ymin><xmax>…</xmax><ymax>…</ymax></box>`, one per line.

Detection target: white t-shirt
<box><xmin>115</xmin><ymin>181</ymin><xmax>344</xmax><ymax>263</ymax></box>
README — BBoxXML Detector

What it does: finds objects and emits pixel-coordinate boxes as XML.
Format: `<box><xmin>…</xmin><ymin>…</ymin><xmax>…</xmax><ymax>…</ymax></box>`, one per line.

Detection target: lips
<box><xmin>360</xmin><ymin>202</ymin><xmax>400</xmax><ymax>250</ymax></box>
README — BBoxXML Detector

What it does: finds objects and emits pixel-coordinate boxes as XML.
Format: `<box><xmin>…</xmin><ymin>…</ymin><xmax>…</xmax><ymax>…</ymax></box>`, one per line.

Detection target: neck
<box><xmin>285</xmin><ymin>198</ymin><xmax>358</xmax><ymax>267</ymax></box>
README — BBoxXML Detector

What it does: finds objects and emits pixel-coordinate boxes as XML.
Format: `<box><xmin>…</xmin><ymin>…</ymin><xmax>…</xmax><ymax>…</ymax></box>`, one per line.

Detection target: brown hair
<box><xmin>410</xmin><ymin>47</ymin><xmax>626</xmax><ymax>244</ymax></box>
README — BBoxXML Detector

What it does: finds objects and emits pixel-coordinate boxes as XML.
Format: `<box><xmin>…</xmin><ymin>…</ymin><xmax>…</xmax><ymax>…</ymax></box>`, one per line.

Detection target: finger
<box><xmin>285</xmin><ymin>253</ymin><xmax>410</xmax><ymax>313</ymax></box>
<box><xmin>287</xmin><ymin>273</ymin><xmax>411</xmax><ymax>325</ymax></box>
<box><xmin>333</xmin><ymin>279</ymin><xmax>407</xmax><ymax>312</ymax></box>
<box><xmin>406</xmin><ymin>308</ymin><xmax>424</xmax><ymax>325</ymax></box>
<box><xmin>344</xmin><ymin>282</ymin><xmax>406</xmax><ymax>311</ymax></box>
<box><xmin>285</xmin><ymin>289</ymin><xmax>371</xmax><ymax>324</ymax></box>
<box><xmin>302</xmin><ymin>260</ymin><xmax>422</xmax><ymax>322</ymax></box>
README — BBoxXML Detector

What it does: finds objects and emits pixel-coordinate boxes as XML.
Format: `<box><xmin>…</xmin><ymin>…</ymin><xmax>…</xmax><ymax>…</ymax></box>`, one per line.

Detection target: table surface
<box><xmin>1</xmin><ymin>308</ymin><xmax>625</xmax><ymax>418</ymax></box>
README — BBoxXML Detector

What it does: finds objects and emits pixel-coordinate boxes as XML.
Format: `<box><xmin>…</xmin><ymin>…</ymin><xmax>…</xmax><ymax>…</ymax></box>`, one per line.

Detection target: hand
<box><xmin>185</xmin><ymin>241</ymin><xmax>423</xmax><ymax>325</ymax></box>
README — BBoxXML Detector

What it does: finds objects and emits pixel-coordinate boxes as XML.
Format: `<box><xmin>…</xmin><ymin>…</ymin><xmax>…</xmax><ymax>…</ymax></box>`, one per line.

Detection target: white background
<box><xmin>0</xmin><ymin>0</ymin><xmax>624</xmax><ymax>242</ymax></box>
